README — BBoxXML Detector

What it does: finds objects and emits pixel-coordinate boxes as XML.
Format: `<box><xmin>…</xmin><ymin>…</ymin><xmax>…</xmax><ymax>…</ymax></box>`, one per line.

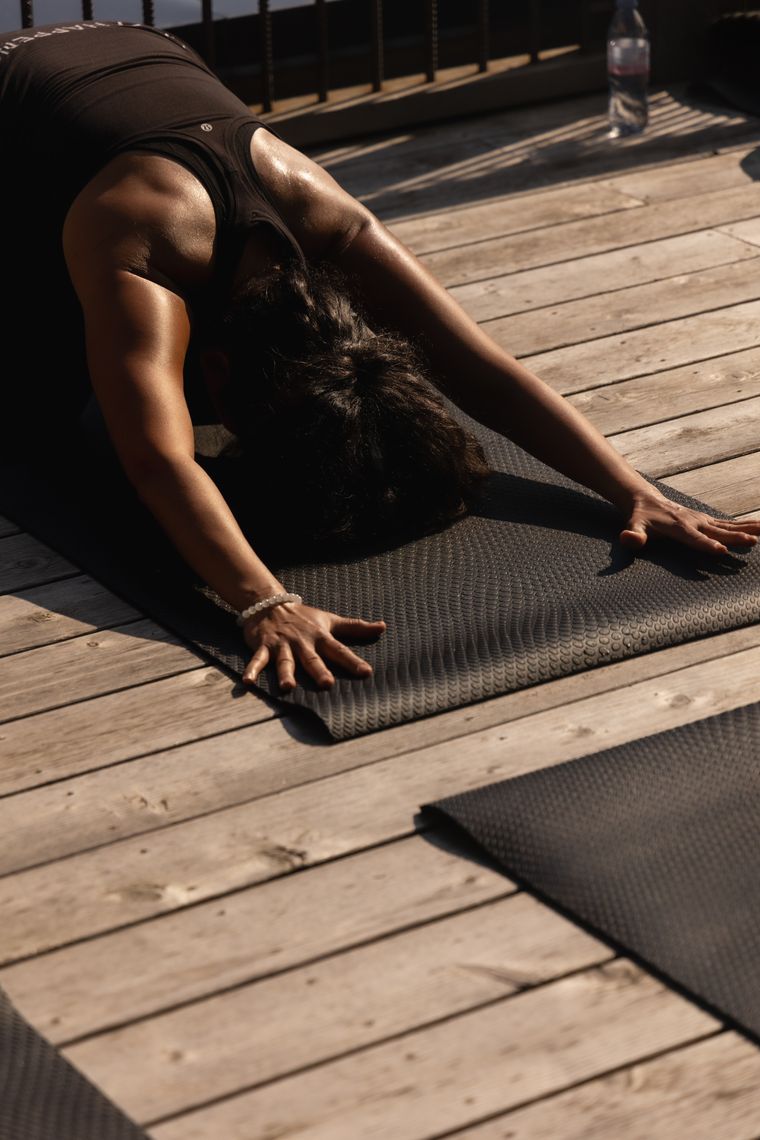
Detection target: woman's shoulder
<box><xmin>63</xmin><ymin>151</ymin><xmax>217</xmax><ymax>292</ymax></box>
<box><xmin>247</xmin><ymin>127</ymin><xmax>372</xmax><ymax>261</ymax></box>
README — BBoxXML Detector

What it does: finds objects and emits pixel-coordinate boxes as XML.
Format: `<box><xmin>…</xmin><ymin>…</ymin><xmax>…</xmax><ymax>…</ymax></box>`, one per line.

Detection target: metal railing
<box><xmin>16</xmin><ymin>1</ymin><xmax>601</xmax><ymax>114</ymax></box>
<box><xmin>14</xmin><ymin>1</ymin><xmax>741</xmax><ymax>119</ymax></box>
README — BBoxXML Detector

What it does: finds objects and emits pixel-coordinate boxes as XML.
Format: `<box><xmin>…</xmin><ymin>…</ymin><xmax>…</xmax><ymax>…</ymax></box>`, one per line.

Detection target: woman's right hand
<box><xmin>241</xmin><ymin>601</ymin><xmax>387</xmax><ymax>692</ymax></box>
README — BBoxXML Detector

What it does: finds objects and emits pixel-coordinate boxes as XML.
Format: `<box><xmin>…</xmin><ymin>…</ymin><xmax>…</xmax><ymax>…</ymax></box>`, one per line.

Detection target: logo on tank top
<box><xmin>201</xmin><ymin>123</ymin><xmax>214</xmax><ymax>132</ymax></box>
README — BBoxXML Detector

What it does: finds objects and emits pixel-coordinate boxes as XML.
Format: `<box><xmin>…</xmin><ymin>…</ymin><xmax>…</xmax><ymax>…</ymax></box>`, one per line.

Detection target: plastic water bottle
<box><xmin>607</xmin><ymin>0</ymin><xmax>650</xmax><ymax>137</ymax></box>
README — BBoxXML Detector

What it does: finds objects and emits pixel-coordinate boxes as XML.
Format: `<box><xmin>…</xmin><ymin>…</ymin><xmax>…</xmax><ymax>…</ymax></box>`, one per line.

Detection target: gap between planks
<box><xmin>1</xmin><ymin>637</ymin><xmax>759</xmax><ymax>966</ymax></box>
<box><xmin>445</xmin><ymin>1031</ymin><xmax>760</xmax><ymax>1140</ymax></box>
<box><xmin>145</xmin><ymin>963</ymin><xmax>722</xmax><ymax>1139</ymax></box>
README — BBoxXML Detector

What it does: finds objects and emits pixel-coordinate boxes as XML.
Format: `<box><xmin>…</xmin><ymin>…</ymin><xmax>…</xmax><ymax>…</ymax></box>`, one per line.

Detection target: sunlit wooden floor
<box><xmin>3</xmin><ymin>83</ymin><xmax>760</xmax><ymax>1138</ymax></box>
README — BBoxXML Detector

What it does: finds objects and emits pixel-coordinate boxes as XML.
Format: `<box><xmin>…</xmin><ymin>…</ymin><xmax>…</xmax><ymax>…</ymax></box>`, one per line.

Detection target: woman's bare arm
<box><xmin>63</xmin><ymin>216</ymin><xmax>384</xmax><ymax>690</ymax></box>
<box><xmin>330</xmin><ymin>213</ymin><xmax>760</xmax><ymax>555</ymax></box>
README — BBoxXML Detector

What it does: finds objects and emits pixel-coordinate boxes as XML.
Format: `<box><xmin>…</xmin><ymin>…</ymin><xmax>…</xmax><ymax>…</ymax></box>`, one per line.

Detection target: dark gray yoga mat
<box><xmin>422</xmin><ymin>699</ymin><xmax>760</xmax><ymax>1041</ymax></box>
<box><xmin>0</xmin><ymin>987</ymin><xmax>148</xmax><ymax>1139</ymax></box>
<box><xmin>2</xmin><ymin>406</ymin><xmax>760</xmax><ymax>739</ymax></box>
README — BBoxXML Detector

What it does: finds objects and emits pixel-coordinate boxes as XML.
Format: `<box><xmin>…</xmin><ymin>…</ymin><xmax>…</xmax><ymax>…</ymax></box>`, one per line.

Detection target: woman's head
<box><xmin>215</xmin><ymin>257</ymin><xmax>490</xmax><ymax>554</ymax></box>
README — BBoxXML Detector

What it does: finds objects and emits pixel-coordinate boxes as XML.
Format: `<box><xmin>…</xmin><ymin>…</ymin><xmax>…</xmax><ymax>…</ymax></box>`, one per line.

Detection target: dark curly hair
<box><xmin>217</xmin><ymin>257</ymin><xmax>490</xmax><ymax>555</ymax></box>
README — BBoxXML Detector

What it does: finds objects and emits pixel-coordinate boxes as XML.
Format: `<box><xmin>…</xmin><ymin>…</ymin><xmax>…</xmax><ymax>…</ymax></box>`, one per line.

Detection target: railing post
<box><xmin>579</xmin><ymin>0</ymin><xmax>591</xmax><ymax>54</ymax></box>
<box><xmin>202</xmin><ymin>0</ymin><xmax>216</xmax><ymax>68</ymax></box>
<box><xmin>20</xmin><ymin>1</ymin><xmax>33</xmax><ymax>28</ymax></box>
<box><xmin>529</xmin><ymin>0</ymin><xmax>541</xmax><ymax>64</ymax></box>
<box><xmin>425</xmin><ymin>0</ymin><xmax>438</xmax><ymax>83</ymax></box>
<box><xmin>142</xmin><ymin>0</ymin><xmax>155</xmax><ymax>25</ymax></box>
<box><xmin>370</xmin><ymin>0</ymin><xmax>383</xmax><ymax>92</ymax></box>
<box><xmin>477</xmin><ymin>0</ymin><xmax>489</xmax><ymax>73</ymax></box>
<box><xmin>260</xmin><ymin>0</ymin><xmax>275</xmax><ymax>112</ymax></box>
<box><xmin>316</xmin><ymin>0</ymin><xmax>329</xmax><ymax>102</ymax></box>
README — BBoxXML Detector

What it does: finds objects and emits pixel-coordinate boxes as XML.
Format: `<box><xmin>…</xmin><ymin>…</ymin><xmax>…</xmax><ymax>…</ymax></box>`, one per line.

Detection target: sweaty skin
<box><xmin>62</xmin><ymin>128</ymin><xmax>760</xmax><ymax>693</ymax></box>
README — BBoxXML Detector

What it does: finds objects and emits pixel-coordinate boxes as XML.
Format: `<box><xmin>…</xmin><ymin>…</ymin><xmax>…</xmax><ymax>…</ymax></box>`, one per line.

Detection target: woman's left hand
<box><xmin>619</xmin><ymin>490</ymin><xmax>760</xmax><ymax>555</ymax></box>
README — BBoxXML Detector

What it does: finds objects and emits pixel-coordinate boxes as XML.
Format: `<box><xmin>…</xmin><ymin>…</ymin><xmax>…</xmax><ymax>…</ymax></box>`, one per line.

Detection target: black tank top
<box><xmin>0</xmin><ymin>19</ymin><xmax>307</xmax><ymax>296</ymax></box>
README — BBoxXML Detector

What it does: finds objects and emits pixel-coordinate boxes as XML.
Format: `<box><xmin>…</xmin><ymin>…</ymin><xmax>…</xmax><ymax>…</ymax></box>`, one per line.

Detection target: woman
<box><xmin>2</xmin><ymin>19</ymin><xmax>757</xmax><ymax>694</ymax></box>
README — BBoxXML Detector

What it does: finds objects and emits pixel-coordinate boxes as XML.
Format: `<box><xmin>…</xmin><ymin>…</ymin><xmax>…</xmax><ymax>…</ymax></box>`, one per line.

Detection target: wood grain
<box><xmin>521</xmin><ymin>300</ymin><xmax>760</xmax><ymax>393</ymax></box>
<box><xmin>450</xmin><ymin>230</ymin><xmax>759</xmax><ymax>324</ymax></box>
<box><xmin>2</xmin><ymin>645</ymin><xmax>759</xmax><ymax>960</ymax></box>
<box><xmin>0</xmin><ymin>620</ymin><xmax>201</xmax><ymax>724</ymax></box>
<box><xmin>424</xmin><ymin>186</ymin><xmax>760</xmax><ymax>287</ymax></box>
<box><xmin>611</xmin><ymin>395</ymin><xmax>760</xmax><ymax>478</ymax></box>
<box><xmin>0</xmin><ymin>533</ymin><xmax>77</xmax><ymax>593</ymax></box>
<box><xmin>666</xmin><ymin>452</ymin><xmax>760</xmax><ymax>516</ymax></box>
<box><xmin>453</xmin><ymin>1033</ymin><xmax>760</xmax><ymax>1140</ymax></box>
<box><xmin>0</xmin><ymin>668</ymin><xmax>273</xmax><ymax>797</ymax></box>
<box><xmin>389</xmin><ymin>182</ymin><xmax>642</xmax><ymax>255</ymax></box>
<box><xmin>0</xmin><ymin>837</ymin><xmax>513</xmax><ymax>1042</ymax></box>
<box><xmin>486</xmin><ymin>259</ymin><xmax>760</xmax><ymax>358</ymax></box>
<box><xmin>0</xmin><ymin>575</ymin><xmax>139</xmax><ymax>655</ymax></box>
<box><xmin>567</xmin><ymin>348</ymin><xmax>760</xmax><ymax>436</ymax></box>
<box><xmin>64</xmin><ymin>893</ymin><xmax>608</xmax><ymax>1121</ymax></box>
<box><xmin>149</xmin><ymin>962</ymin><xmax>716</xmax><ymax>1138</ymax></box>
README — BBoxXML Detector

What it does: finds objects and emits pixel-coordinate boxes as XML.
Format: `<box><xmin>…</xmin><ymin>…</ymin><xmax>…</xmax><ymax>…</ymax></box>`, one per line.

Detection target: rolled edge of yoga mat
<box><xmin>420</xmin><ymin>699</ymin><xmax>760</xmax><ymax>1044</ymax></box>
<box><xmin>0</xmin><ymin>987</ymin><xmax>149</xmax><ymax>1140</ymax></box>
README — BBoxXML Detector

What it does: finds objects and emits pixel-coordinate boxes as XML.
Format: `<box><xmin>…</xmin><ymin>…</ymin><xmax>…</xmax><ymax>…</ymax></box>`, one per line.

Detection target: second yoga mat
<box><xmin>2</xmin><ymin>407</ymin><xmax>759</xmax><ymax>739</ymax></box>
<box><xmin>423</xmin><ymin>700</ymin><xmax>760</xmax><ymax>1041</ymax></box>
<box><xmin>0</xmin><ymin>987</ymin><xmax>148</xmax><ymax>1139</ymax></box>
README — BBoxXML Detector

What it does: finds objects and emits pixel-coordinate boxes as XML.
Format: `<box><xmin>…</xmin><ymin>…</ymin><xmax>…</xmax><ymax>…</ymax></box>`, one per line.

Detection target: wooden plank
<box><xmin>382</xmin><ymin>149</ymin><xmax>755</xmax><ymax>260</ymax></box>
<box><xmin>0</xmin><ymin>668</ymin><xmax>273</xmax><ymax>798</ymax></box>
<box><xmin>149</xmin><ymin>962</ymin><xmax>717</xmax><ymax>1139</ymax></box>
<box><xmin>567</xmin><ymin>348</ymin><xmax>760</xmax><ymax>436</ymax></box>
<box><xmin>0</xmin><ymin>620</ymin><xmax>202</xmax><ymax>724</ymax></box>
<box><xmin>0</xmin><ymin>533</ymin><xmax>77</xmax><ymax>593</ymax></box>
<box><xmin>0</xmin><ymin>836</ymin><xmax>513</xmax><ymax>1043</ymax></box>
<box><xmin>520</xmin><ymin>300</ymin><xmax>760</xmax><ymax>394</ymax></box>
<box><xmin>3</xmin><ymin>644</ymin><xmax>760</xmax><ymax>961</ymax></box>
<box><xmin>388</xmin><ymin>182</ymin><xmax>643</xmax><ymax>256</ymax></box>
<box><xmin>720</xmin><ymin>218</ymin><xmax>760</xmax><ymax>248</ymax></box>
<box><xmin>0</xmin><ymin>576</ymin><xmax>139</xmax><ymax>656</ymax></box>
<box><xmin>450</xmin><ymin>230</ymin><xmax>759</xmax><ymax>324</ymax></box>
<box><xmin>610</xmin><ymin>396</ymin><xmax>760</xmax><ymax>479</ymax></box>
<box><xmin>603</xmin><ymin>147</ymin><xmax>760</xmax><ymax>204</ymax></box>
<box><xmin>331</xmin><ymin>104</ymin><xmax>759</xmax><ymax>222</ymax></box>
<box><xmin>666</xmin><ymin>453</ymin><xmax>760</xmax><ymax>517</ymax></box>
<box><xmin>63</xmin><ymin>893</ymin><xmax>609</xmax><ymax>1121</ymax></box>
<box><xmin>329</xmin><ymin>136</ymin><xmax>506</xmax><ymax>203</ymax></box>
<box><xmin>0</xmin><ymin>517</ymin><xmax>20</xmax><ymax>538</ymax></box>
<box><xmin>453</xmin><ymin>1033</ymin><xmax>760</xmax><ymax>1140</ymax></box>
<box><xmin>423</xmin><ymin>186</ymin><xmax>760</xmax><ymax>287</ymax></box>
<box><xmin>312</xmin><ymin>89</ymin><xmax>749</xmax><ymax>172</ymax></box>
<box><xmin>485</xmin><ymin>259</ymin><xmax>760</xmax><ymax>359</ymax></box>
<box><xmin>311</xmin><ymin>88</ymin><xmax>618</xmax><ymax>169</ymax></box>
<box><xmin>0</xmin><ymin>619</ymin><xmax>756</xmax><ymax>875</ymax></box>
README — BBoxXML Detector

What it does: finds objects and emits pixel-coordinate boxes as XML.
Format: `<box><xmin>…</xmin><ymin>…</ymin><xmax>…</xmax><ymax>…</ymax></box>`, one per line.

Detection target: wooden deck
<box><xmin>4</xmin><ymin>84</ymin><xmax>760</xmax><ymax>1138</ymax></box>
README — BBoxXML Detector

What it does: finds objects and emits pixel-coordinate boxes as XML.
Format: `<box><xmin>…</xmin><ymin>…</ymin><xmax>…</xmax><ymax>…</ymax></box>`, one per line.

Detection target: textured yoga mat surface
<box><xmin>2</xmin><ymin>408</ymin><xmax>760</xmax><ymax>738</ymax></box>
<box><xmin>0</xmin><ymin>988</ymin><xmax>148</xmax><ymax>1140</ymax></box>
<box><xmin>422</xmin><ymin>699</ymin><xmax>760</xmax><ymax>1041</ymax></box>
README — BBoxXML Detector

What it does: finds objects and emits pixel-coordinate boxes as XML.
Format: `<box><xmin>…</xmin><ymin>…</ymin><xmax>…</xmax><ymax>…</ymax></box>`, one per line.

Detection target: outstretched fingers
<box><xmin>700</xmin><ymin>519</ymin><xmax>759</xmax><ymax>546</ymax></box>
<box><xmin>243</xmin><ymin>643</ymin><xmax>270</xmax><ymax>685</ymax></box>
<box><xmin>295</xmin><ymin>642</ymin><xmax>335</xmax><ymax>690</ymax></box>
<box><xmin>276</xmin><ymin>642</ymin><xmax>297</xmax><ymax>692</ymax></box>
<box><xmin>331</xmin><ymin>616</ymin><xmax>387</xmax><ymax>640</ymax></box>
<box><xmin>319</xmin><ymin>635</ymin><xmax>374</xmax><ymax>678</ymax></box>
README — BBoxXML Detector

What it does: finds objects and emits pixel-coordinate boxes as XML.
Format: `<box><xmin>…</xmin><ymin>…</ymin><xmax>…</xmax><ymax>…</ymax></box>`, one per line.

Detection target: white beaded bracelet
<box><xmin>236</xmin><ymin>592</ymin><xmax>303</xmax><ymax>627</ymax></box>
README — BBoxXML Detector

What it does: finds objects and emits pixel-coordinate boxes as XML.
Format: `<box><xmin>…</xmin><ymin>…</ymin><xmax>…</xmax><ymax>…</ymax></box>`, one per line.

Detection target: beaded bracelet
<box><xmin>236</xmin><ymin>592</ymin><xmax>303</xmax><ymax>627</ymax></box>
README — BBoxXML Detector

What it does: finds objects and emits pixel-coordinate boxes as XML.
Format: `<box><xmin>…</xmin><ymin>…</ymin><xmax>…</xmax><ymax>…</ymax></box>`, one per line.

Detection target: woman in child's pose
<box><xmin>2</xmin><ymin>20</ymin><xmax>757</xmax><ymax>692</ymax></box>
